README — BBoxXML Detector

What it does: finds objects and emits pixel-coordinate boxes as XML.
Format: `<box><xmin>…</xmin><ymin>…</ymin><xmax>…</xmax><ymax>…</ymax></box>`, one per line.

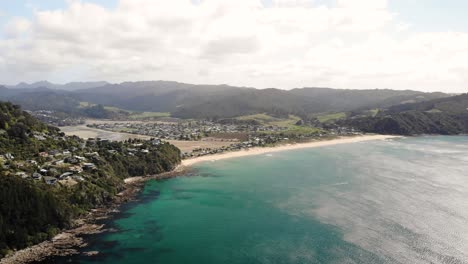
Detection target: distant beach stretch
<box><xmin>181</xmin><ymin>135</ymin><xmax>400</xmax><ymax>167</ymax></box>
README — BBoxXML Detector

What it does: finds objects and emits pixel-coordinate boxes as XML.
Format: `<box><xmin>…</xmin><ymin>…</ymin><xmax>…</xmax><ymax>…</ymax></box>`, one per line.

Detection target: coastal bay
<box><xmin>46</xmin><ymin>136</ymin><xmax>468</xmax><ymax>264</ymax></box>
<box><xmin>0</xmin><ymin>135</ymin><xmax>395</xmax><ymax>263</ymax></box>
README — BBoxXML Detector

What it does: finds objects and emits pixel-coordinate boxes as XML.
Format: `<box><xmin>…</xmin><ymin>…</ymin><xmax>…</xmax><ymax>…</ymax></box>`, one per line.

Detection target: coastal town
<box><xmin>85</xmin><ymin>119</ymin><xmax>361</xmax><ymax>159</ymax></box>
<box><xmin>0</xmin><ymin>116</ymin><xmax>362</xmax><ymax>188</ymax></box>
<box><xmin>86</xmin><ymin>120</ymin><xmax>289</xmax><ymax>140</ymax></box>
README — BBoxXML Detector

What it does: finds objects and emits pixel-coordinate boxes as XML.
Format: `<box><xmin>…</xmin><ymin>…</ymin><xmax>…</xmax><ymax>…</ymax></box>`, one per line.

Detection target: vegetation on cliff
<box><xmin>337</xmin><ymin>93</ymin><xmax>468</xmax><ymax>135</ymax></box>
<box><xmin>0</xmin><ymin>102</ymin><xmax>181</xmax><ymax>257</ymax></box>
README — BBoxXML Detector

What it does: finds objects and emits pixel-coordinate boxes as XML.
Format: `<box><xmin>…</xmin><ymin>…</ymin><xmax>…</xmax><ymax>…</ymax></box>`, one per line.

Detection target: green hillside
<box><xmin>0</xmin><ymin>102</ymin><xmax>181</xmax><ymax>257</ymax></box>
<box><xmin>338</xmin><ymin>93</ymin><xmax>468</xmax><ymax>135</ymax></box>
<box><xmin>0</xmin><ymin>82</ymin><xmax>449</xmax><ymax>120</ymax></box>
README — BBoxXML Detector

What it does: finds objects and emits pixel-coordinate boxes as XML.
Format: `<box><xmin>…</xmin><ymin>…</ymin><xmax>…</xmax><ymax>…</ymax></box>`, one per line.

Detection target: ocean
<box><xmin>56</xmin><ymin>136</ymin><xmax>468</xmax><ymax>264</ymax></box>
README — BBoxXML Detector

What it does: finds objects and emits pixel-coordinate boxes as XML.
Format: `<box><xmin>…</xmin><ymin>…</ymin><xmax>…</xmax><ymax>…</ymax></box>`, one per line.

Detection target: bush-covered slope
<box><xmin>73</xmin><ymin>82</ymin><xmax>449</xmax><ymax>118</ymax></box>
<box><xmin>1</xmin><ymin>82</ymin><xmax>450</xmax><ymax>119</ymax></box>
<box><xmin>338</xmin><ymin>93</ymin><xmax>468</xmax><ymax>135</ymax></box>
<box><xmin>0</xmin><ymin>102</ymin><xmax>181</xmax><ymax>257</ymax></box>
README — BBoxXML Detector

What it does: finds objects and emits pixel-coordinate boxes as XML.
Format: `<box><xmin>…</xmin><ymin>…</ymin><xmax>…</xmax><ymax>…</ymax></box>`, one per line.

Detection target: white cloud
<box><xmin>3</xmin><ymin>17</ymin><xmax>31</xmax><ymax>38</ymax></box>
<box><xmin>336</xmin><ymin>0</ymin><xmax>388</xmax><ymax>10</ymax></box>
<box><xmin>0</xmin><ymin>0</ymin><xmax>467</xmax><ymax>92</ymax></box>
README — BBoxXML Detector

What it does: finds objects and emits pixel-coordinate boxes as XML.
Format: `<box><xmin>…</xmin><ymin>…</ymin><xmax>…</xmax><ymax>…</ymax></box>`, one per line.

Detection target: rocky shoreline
<box><xmin>0</xmin><ymin>167</ymin><xmax>190</xmax><ymax>264</ymax></box>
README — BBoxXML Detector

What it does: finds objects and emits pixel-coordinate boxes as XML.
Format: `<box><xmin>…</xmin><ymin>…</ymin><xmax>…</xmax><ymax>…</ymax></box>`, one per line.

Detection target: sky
<box><xmin>0</xmin><ymin>0</ymin><xmax>468</xmax><ymax>93</ymax></box>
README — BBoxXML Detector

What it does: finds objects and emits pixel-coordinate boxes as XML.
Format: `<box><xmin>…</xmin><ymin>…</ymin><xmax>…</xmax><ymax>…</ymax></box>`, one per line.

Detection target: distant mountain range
<box><xmin>0</xmin><ymin>81</ymin><xmax>451</xmax><ymax>119</ymax></box>
<box><xmin>6</xmin><ymin>81</ymin><xmax>109</xmax><ymax>91</ymax></box>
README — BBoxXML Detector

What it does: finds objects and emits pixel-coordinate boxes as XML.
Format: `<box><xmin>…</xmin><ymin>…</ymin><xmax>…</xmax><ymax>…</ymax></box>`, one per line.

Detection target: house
<box><xmin>53</xmin><ymin>160</ymin><xmax>64</xmax><ymax>165</ymax></box>
<box><xmin>69</xmin><ymin>165</ymin><xmax>83</xmax><ymax>173</ymax></box>
<box><xmin>84</xmin><ymin>152</ymin><xmax>99</xmax><ymax>157</ymax></box>
<box><xmin>28</xmin><ymin>160</ymin><xmax>38</xmax><ymax>166</ymax></box>
<box><xmin>15</xmin><ymin>161</ymin><xmax>26</xmax><ymax>168</ymax></box>
<box><xmin>82</xmin><ymin>163</ymin><xmax>96</xmax><ymax>170</ymax></box>
<box><xmin>151</xmin><ymin>139</ymin><xmax>161</xmax><ymax>145</ymax></box>
<box><xmin>5</xmin><ymin>153</ymin><xmax>14</xmax><ymax>160</ymax></box>
<box><xmin>59</xmin><ymin>172</ymin><xmax>73</xmax><ymax>179</ymax></box>
<box><xmin>16</xmin><ymin>172</ymin><xmax>28</xmax><ymax>178</ymax></box>
<box><xmin>32</xmin><ymin>172</ymin><xmax>42</xmax><ymax>180</ymax></box>
<box><xmin>40</xmin><ymin>168</ymin><xmax>48</xmax><ymax>174</ymax></box>
<box><xmin>39</xmin><ymin>152</ymin><xmax>49</xmax><ymax>158</ymax></box>
<box><xmin>141</xmin><ymin>149</ymin><xmax>149</xmax><ymax>153</ymax></box>
<box><xmin>75</xmin><ymin>156</ymin><xmax>86</xmax><ymax>161</ymax></box>
<box><xmin>65</xmin><ymin>157</ymin><xmax>80</xmax><ymax>164</ymax></box>
<box><xmin>71</xmin><ymin>175</ymin><xmax>85</xmax><ymax>181</ymax></box>
<box><xmin>48</xmin><ymin>150</ymin><xmax>59</xmax><ymax>156</ymax></box>
<box><xmin>44</xmin><ymin>176</ymin><xmax>57</xmax><ymax>185</ymax></box>
<box><xmin>34</xmin><ymin>135</ymin><xmax>46</xmax><ymax>141</ymax></box>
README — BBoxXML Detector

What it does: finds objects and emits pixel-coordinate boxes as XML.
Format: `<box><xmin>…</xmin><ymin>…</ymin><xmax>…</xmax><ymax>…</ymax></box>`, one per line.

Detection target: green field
<box><xmin>282</xmin><ymin>125</ymin><xmax>322</xmax><ymax>135</ymax></box>
<box><xmin>236</xmin><ymin>113</ymin><xmax>323</xmax><ymax>136</ymax></box>
<box><xmin>426</xmin><ymin>108</ymin><xmax>443</xmax><ymax>113</ymax></box>
<box><xmin>316</xmin><ymin>112</ymin><xmax>346</xmax><ymax>123</ymax></box>
<box><xmin>79</xmin><ymin>101</ymin><xmax>93</xmax><ymax>108</ymax></box>
<box><xmin>368</xmin><ymin>109</ymin><xmax>380</xmax><ymax>117</ymax></box>
<box><xmin>79</xmin><ymin>101</ymin><xmax>170</xmax><ymax>119</ymax></box>
<box><xmin>128</xmin><ymin>112</ymin><xmax>171</xmax><ymax>120</ymax></box>
<box><xmin>103</xmin><ymin>105</ymin><xmax>133</xmax><ymax>113</ymax></box>
<box><xmin>236</xmin><ymin>113</ymin><xmax>301</xmax><ymax>127</ymax></box>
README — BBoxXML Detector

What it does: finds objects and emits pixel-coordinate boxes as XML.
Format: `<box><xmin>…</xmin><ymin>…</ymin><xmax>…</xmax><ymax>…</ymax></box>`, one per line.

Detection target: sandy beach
<box><xmin>0</xmin><ymin>134</ymin><xmax>399</xmax><ymax>264</ymax></box>
<box><xmin>181</xmin><ymin>135</ymin><xmax>400</xmax><ymax>167</ymax></box>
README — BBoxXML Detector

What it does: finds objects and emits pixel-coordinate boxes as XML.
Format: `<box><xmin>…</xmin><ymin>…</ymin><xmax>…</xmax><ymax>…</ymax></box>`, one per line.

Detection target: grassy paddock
<box><xmin>316</xmin><ymin>112</ymin><xmax>346</xmax><ymax>123</ymax></box>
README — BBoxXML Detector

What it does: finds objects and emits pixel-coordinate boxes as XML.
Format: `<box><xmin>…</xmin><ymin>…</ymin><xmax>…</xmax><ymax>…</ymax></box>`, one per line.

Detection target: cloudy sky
<box><xmin>1</xmin><ymin>0</ymin><xmax>468</xmax><ymax>92</ymax></box>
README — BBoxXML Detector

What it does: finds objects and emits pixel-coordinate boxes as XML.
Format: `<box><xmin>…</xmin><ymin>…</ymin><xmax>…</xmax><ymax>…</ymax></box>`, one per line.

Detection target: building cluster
<box><xmin>182</xmin><ymin>135</ymin><xmax>288</xmax><ymax>158</ymax></box>
<box><xmin>87</xmin><ymin>121</ymin><xmax>288</xmax><ymax>141</ymax></box>
<box><xmin>29</xmin><ymin>110</ymin><xmax>85</xmax><ymax>126</ymax></box>
<box><xmin>326</xmin><ymin>127</ymin><xmax>361</xmax><ymax>136</ymax></box>
<box><xmin>0</xmin><ymin>134</ymin><xmax>162</xmax><ymax>186</ymax></box>
<box><xmin>0</xmin><ymin>147</ymin><xmax>96</xmax><ymax>186</ymax></box>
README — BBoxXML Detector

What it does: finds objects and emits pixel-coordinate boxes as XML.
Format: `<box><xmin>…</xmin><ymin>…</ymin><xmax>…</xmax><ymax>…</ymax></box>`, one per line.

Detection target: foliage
<box><xmin>338</xmin><ymin>94</ymin><xmax>468</xmax><ymax>135</ymax></box>
<box><xmin>316</xmin><ymin>112</ymin><xmax>347</xmax><ymax>123</ymax></box>
<box><xmin>1</xmin><ymin>82</ymin><xmax>449</xmax><ymax>120</ymax></box>
<box><xmin>0</xmin><ymin>102</ymin><xmax>181</xmax><ymax>256</ymax></box>
<box><xmin>0</xmin><ymin>176</ymin><xmax>73</xmax><ymax>251</ymax></box>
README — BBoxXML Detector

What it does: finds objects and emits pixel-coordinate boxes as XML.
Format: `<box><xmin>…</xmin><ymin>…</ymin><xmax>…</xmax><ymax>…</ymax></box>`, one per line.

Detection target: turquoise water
<box><xmin>67</xmin><ymin>136</ymin><xmax>468</xmax><ymax>264</ymax></box>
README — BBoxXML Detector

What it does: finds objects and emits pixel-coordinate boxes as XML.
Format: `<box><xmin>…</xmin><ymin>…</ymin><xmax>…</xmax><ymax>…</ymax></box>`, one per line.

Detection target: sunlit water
<box><xmin>56</xmin><ymin>136</ymin><xmax>468</xmax><ymax>264</ymax></box>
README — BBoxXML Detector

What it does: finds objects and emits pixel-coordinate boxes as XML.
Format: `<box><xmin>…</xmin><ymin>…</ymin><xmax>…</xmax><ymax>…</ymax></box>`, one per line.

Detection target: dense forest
<box><xmin>0</xmin><ymin>102</ymin><xmax>181</xmax><ymax>257</ymax></box>
<box><xmin>1</xmin><ymin>81</ymin><xmax>448</xmax><ymax>119</ymax></box>
<box><xmin>338</xmin><ymin>93</ymin><xmax>468</xmax><ymax>135</ymax></box>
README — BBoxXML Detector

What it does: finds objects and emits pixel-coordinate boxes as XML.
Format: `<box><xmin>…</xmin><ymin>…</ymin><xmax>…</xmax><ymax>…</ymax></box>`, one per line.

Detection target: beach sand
<box><xmin>181</xmin><ymin>135</ymin><xmax>400</xmax><ymax>167</ymax></box>
<box><xmin>0</xmin><ymin>134</ymin><xmax>399</xmax><ymax>264</ymax></box>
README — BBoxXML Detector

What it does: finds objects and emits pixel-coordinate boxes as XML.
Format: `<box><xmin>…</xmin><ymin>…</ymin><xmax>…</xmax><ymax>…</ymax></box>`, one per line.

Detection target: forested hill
<box><xmin>74</xmin><ymin>82</ymin><xmax>449</xmax><ymax>118</ymax></box>
<box><xmin>1</xmin><ymin>81</ymin><xmax>449</xmax><ymax>119</ymax></box>
<box><xmin>0</xmin><ymin>102</ymin><xmax>181</xmax><ymax>257</ymax></box>
<box><xmin>338</xmin><ymin>93</ymin><xmax>468</xmax><ymax>135</ymax></box>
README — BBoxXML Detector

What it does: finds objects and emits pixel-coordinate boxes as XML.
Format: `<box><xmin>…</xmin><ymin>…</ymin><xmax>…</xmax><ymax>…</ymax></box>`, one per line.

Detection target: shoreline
<box><xmin>181</xmin><ymin>134</ymin><xmax>401</xmax><ymax>167</ymax></box>
<box><xmin>0</xmin><ymin>168</ymin><xmax>192</xmax><ymax>264</ymax></box>
<box><xmin>0</xmin><ymin>134</ymin><xmax>398</xmax><ymax>264</ymax></box>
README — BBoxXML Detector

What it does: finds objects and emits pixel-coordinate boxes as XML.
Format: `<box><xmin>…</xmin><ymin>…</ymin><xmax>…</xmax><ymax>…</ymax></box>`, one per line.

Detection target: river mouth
<box><xmin>49</xmin><ymin>136</ymin><xmax>468</xmax><ymax>264</ymax></box>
